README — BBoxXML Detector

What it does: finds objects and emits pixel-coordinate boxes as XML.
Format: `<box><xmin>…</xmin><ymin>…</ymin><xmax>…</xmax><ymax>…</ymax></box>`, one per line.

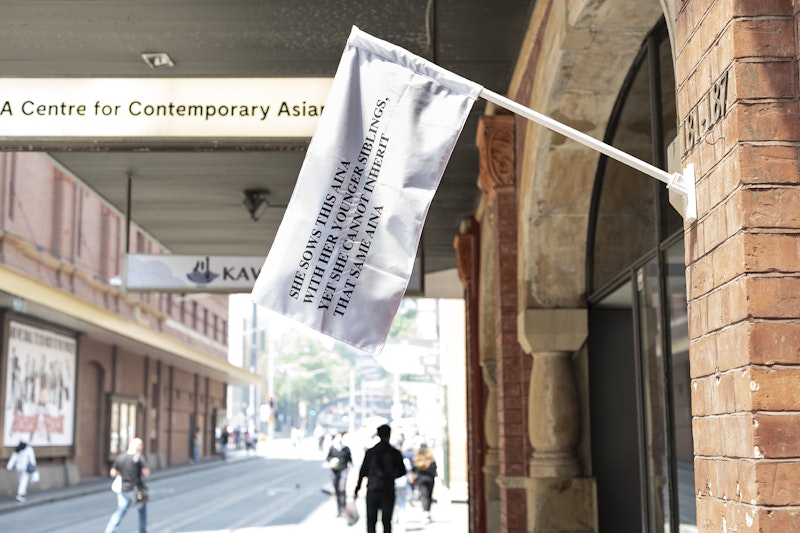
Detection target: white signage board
<box><xmin>3</xmin><ymin>321</ymin><xmax>77</xmax><ymax>448</ymax></box>
<box><xmin>0</xmin><ymin>78</ymin><xmax>332</xmax><ymax>138</ymax></box>
<box><xmin>126</xmin><ymin>254</ymin><xmax>264</xmax><ymax>292</ymax></box>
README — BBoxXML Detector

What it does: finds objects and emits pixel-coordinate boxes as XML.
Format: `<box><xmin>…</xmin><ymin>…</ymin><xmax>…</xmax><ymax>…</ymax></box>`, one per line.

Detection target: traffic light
<box><xmin>269</xmin><ymin>395</ymin><xmax>275</xmax><ymax>408</ymax></box>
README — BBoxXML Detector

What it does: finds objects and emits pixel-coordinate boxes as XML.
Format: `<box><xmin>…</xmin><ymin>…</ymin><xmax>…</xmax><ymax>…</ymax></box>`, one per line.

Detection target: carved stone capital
<box><xmin>476</xmin><ymin>114</ymin><xmax>515</xmax><ymax>196</ymax></box>
<box><xmin>518</xmin><ymin>308</ymin><xmax>588</xmax><ymax>354</ymax></box>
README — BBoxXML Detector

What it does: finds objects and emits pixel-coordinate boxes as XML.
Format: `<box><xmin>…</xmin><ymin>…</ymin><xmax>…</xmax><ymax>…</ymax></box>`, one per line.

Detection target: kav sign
<box><xmin>0</xmin><ymin>78</ymin><xmax>331</xmax><ymax>138</ymax></box>
<box><xmin>126</xmin><ymin>254</ymin><xmax>264</xmax><ymax>292</ymax></box>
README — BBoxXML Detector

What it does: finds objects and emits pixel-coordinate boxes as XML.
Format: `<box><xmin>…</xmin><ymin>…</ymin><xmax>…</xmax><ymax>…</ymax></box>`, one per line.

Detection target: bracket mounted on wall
<box><xmin>480</xmin><ymin>89</ymin><xmax>697</xmax><ymax>222</ymax></box>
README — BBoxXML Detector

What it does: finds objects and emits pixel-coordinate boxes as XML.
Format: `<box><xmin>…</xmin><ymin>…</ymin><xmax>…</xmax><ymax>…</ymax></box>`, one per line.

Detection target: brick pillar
<box><xmin>676</xmin><ymin>3</ymin><xmax>800</xmax><ymax>531</ymax></box>
<box><xmin>477</xmin><ymin>114</ymin><xmax>530</xmax><ymax>533</ymax></box>
<box><xmin>454</xmin><ymin>219</ymin><xmax>488</xmax><ymax>533</ymax></box>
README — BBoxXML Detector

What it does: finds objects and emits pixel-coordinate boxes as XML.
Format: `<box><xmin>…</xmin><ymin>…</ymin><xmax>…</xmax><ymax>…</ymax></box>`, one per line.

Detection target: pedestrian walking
<box><xmin>326</xmin><ymin>431</ymin><xmax>353</xmax><ymax>517</ymax></box>
<box><xmin>393</xmin><ymin>452</ymin><xmax>413</xmax><ymax>529</ymax></box>
<box><xmin>354</xmin><ymin>424</ymin><xmax>407</xmax><ymax>533</ymax></box>
<box><xmin>6</xmin><ymin>440</ymin><xmax>36</xmax><ymax>502</ymax></box>
<box><xmin>314</xmin><ymin>424</ymin><xmax>326</xmax><ymax>451</ymax></box>
<box><xmin>193</xmin><ymin>427</ymin><xmax>201</xmax><ymax>463</ymax></box>
<box><xmin>219</xmin><ymin>426</ymin><xmax>229</xmax><ymax>460</ymax></box>
<box><xmin>104</xmin><ymin>437</ymin><xmax>150</xmax><ymax>533</ymax></box>
<box><xmin>412</xmin><ymin>443</ymin><xmax>437</xmax><ymax>523</ymax></box>
<box><xmin>244</xmin><ymin>431</ymin><xmax>254</xmax><ymax>454</ymax></box>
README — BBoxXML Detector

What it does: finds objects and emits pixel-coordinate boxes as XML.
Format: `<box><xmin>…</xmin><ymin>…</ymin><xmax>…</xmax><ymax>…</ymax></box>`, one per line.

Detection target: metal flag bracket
<box><xmin>479</xmin><ymin>88</ymin><xmax>697</xmax><ymax>223</ymax></box>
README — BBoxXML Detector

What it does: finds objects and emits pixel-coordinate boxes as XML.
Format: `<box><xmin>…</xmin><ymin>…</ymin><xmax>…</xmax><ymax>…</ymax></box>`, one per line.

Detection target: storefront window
<box><xmin>636</xmin><ymin>258</ymin><xmax>671</xmax><ymax>532</ymax></box>
<box><xmin>109</xmin><ymin>396</ymin><xmax>137</xmax><ymax>459</ymax></box>
<box><xmin>666</xmin><ymin>241</ymin><xmax>695</xmax><ymax>528</ymax></box>
<box><xmin>658</xmin><ymin>36</ymin><xmax>683</xmax><ymax>237</ymax></box>
<box><xmin>588</xmin><ymin>18</ymin><xmax>695</xmax><ymax>533</ymax></box>
<box><xmin>633</xmin><ymin>240</ymin><xmax>695</xmax><ymax>531</ymax></box>
<box><xmin>592</xmin><ymin>49</ymin><xmax>657</xmax><ymax>291</ymax></box>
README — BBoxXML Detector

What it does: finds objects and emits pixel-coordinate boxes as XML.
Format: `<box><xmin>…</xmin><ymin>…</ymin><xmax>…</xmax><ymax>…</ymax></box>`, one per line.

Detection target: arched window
<box><xmin>586</xmin><ymin>19</ymin><xmax>694</xmax><ymax>533</ymax></box>
<box><xmin>588</xmin><ymin>20</ymin><xmax>681</xmax><ymax>296</ymax></box>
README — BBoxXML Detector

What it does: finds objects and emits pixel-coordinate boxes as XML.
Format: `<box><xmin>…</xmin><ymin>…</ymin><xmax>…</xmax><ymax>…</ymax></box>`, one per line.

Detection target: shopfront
<box><xmin>587</xmin><ymin>20</ymin><xmax>695</xmax><ymax>532</ymax></box>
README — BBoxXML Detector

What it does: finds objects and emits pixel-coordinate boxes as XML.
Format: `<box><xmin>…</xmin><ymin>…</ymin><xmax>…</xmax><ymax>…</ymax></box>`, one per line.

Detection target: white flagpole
<box><xmin>480</xmin><ymin>88</ymin><xmax>697</xmax><ymax>222</ymax></box>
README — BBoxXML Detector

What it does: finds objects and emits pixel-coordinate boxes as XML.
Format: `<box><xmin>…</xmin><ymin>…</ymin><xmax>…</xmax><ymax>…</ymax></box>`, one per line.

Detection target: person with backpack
<box><xmin>354</xmin><ymin>424</ymin><xmax>406</xmax><ymax>533</ymax></box>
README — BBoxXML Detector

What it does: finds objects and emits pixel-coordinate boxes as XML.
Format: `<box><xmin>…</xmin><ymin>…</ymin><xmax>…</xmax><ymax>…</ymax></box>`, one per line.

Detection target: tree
<box><xmin>389</xmin><ymin>298</ymin><xmax>418</xmax><ymax>339</ymax></box>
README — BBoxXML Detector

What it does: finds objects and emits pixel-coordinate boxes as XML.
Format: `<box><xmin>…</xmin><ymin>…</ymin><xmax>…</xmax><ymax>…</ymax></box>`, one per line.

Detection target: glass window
<box><xmin>633</xmin><ymin>241</ymin><xmax>695</xmax><ymax>531</ymax></box>
<box><xmin>592</xmin><ymin>52</ymin><xmax>657</xmax><ymax>291</ymax></box>
<box><xmin>588</xmin><ymin>18</ymin><xmax>694</xmax><ymax>533</ymax></box>
<box><xmin>665</xmin><ymin>240</ymin><xmax>695</xmax><ymax>528</ymax></box>
<box><xmin>636</xmin><ymin>258</ymin><xmax>671</xmax><ymax>532</ymax></box>
<box><xmin>109</xmin><ymin>396</ymin><xmax>138</xmax><ymax>460</ymax></box>
<box><xmin>658</xmin><ymin>37</ymin><xmax>683</xmax><ymax>237</ymax></box>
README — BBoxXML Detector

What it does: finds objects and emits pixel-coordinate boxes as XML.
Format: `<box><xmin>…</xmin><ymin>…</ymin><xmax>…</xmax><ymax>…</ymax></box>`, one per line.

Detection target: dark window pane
<box><xmin>659</xmin><ymin>35</ymin><xmax>683</xmax><ymax>237</ymax></box>
<box><xmin>593</xmin><ymin>53</ymin><xmax>657</xmax><ymax>290</ymax></box>
<box><xmin>666</xmin><ymin>241</ymin><xmax>695</xmax><ymax>527</ymax></box>
<box><xmin>636</xmin><ymin>259</ymin><xmax>671</xmax><ymax>532</ymax></box>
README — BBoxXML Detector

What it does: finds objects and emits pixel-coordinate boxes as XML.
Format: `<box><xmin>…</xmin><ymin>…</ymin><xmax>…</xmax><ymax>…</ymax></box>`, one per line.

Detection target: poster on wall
<box><xmin>3</xmin><ymin>321</ymin><xmax>76</xmax><ymax>447</ymax></box>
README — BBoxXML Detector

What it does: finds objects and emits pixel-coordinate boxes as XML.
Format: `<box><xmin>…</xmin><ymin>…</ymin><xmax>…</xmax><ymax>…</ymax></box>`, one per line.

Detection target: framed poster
<box><xmin>3</xmin><ymin>321</ymin><xmax>76</xmax><ymax>447</ymax></box>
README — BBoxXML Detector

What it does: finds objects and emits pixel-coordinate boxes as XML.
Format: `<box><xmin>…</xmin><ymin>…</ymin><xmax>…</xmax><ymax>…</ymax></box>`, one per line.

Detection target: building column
<box><xmin>477</xmin><ymin>113</ymin><xmax>531</xmax><ymax>533</ymax></box>
<box><xmin>519</xmin><ymin>309</ymin><xmax>595</xmax><ymax>532</ymax></box>
<box><xmin>454</xmin><ymin>218</ymin><xmax>487</xmax><ymax>533</ymax></box>
<box><xmin>481</xmin><ymin>358</ymin><xmax>502</xmax><ymax>533</ymax></box>
<box><xmin>676</xmin><ymin>4</ymin><xmax>800</xmax><ymax>531</ymax></box>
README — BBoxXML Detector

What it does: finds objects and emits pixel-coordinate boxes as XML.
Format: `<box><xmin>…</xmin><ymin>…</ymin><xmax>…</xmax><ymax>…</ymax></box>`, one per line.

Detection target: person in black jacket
<box><xmin>104</xmin><ymin>437</ymin><xmax>150</xmax><ymax>533</ymax></box>
<box><xmin>354</xmin><ymin>424</ymin><xmax>406</xmax><ymax>533</ymax></box>
<box><xmin>326</xmin><ymin>431</ymin><xmax>353</xmax><ymax>517</ymax></box>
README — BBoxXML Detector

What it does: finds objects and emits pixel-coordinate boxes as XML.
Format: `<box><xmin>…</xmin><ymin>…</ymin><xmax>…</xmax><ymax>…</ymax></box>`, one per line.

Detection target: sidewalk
<box><xmin>265</xmin><ymin>435</ymin><xmax>469</xmax><ymax>532</ymax></box>
<box><xmin>297</xmin><ymin>486</ymin><xmax>467</xmax><ymax>533</ymax></box>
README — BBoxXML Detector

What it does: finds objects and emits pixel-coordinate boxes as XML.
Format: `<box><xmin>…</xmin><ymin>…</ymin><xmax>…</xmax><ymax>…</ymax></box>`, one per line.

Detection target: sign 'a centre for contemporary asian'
<box><xmin>0</xmin><ymin>78</ymin><xmax>332</xmax><ymax>138</ymax></box>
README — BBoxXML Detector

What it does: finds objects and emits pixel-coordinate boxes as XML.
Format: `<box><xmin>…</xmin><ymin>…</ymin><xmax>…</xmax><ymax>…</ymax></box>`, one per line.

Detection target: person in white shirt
<box><xmin>6</xmin><ymin>440</ymin><xmax>36</xmax><ymax>502</ymax></box>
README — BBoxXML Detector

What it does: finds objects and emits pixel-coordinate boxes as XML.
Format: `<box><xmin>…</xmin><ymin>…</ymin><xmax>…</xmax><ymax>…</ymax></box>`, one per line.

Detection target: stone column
<box><xmin>481</xmin><ymin>357</ymin><xmax>502</xmax><ymax>533</ymax></box>
<box><xmin>519</xmin><ymin>308</ymin><xmax>596</xmax><ymax>532</ymax></box>
<box><xmin>676</xmin><ymin>4</ymin><xmax>800</xmax><ymax>531</ymax></box>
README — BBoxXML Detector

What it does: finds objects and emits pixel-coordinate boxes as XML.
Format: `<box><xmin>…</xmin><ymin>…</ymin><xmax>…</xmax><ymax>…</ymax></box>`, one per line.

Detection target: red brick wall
<box><xmin>168</xmin><ymin>368</ymin><xmax>196</xmax><ymax>463</ymax></box>
<box><xmin>114</xmin><ymin>347</ymin><xmax>146</xmax><ymax>397</ymax></box>
<box><xmin>75</xmin><ymin>337</ymin><xmax>112</xmax><ymax>477</ymax></box>
<box><xmin>1</xmin><ymin>152</ymin><xmax>231</xmax><ymax>479</ymax></box>
<box><xmin>70</xmin><ymin>338</ymin><xmax>228</xmax><ymax>477</ymax></box>
<box><xmin>677</xmin><ymin>1</ymin><xmax>800</xmax><ymax>530</ymax></box>
<box><xmin>477</xmin><ymin>113</ymin><xmax>530</xmax><ymax>533</ymax></box>
<box><xmin>1</xmin><ymin>153</ymin><xmax>229</xmax><ymax>355</ymax></box>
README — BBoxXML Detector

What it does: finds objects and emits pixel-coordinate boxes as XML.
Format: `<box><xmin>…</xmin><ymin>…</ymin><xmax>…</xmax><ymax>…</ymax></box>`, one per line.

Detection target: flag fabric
<box><xmin>251</xmin><ymin>26</ymin><xmax>482</xmax><ymax>354</ymax></box>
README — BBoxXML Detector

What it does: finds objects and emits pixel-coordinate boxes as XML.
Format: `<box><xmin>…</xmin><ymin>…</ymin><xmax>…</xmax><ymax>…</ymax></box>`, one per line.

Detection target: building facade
<box><xmin>457</xmin><ymin>1</ymin><xmax>800</xmax><ymax>532</ymax></box>
<box><xmin>0</xmin><ymin>152</ymin><xmax>254</xmax><ymax>496</ymax></box>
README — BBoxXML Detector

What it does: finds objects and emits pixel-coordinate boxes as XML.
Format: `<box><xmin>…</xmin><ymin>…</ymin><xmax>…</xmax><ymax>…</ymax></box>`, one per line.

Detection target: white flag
<box><xmin>251</xmin><ymin>26</ymin><xmax>482</xmax><ymax>354</ymax></box>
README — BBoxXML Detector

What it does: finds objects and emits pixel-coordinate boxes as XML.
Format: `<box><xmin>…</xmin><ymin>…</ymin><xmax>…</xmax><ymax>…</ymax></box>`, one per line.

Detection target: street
<box><xmin>3</xmin><ymin>446</ymin><xmax>329</xmax><ymax>532</ymax></box>
<box><xmin>0</xmin><ymin>437</ymin><xmax>466</xmax><ymax>533</ymax></box>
